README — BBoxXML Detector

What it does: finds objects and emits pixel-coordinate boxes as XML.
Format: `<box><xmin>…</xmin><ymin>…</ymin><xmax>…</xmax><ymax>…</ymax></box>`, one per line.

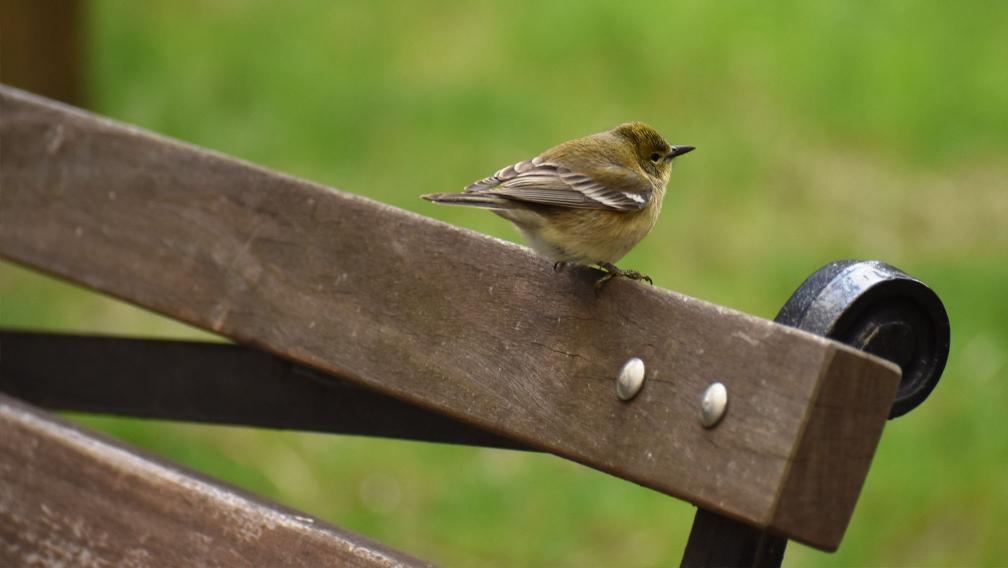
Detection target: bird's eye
<box><xmin>649</xmin><ymin>152</ymin><xmax>661</xmax><ymax>163</ymax></box>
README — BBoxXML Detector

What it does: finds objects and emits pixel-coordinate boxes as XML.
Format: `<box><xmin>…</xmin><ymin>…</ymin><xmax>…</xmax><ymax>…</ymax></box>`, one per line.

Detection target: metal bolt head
<box><xmin>616</xmin><ymin>357</ymin><xmax>646</xmax><ymax>401</ymax></box>
<box><xmin>700</xmin><ymin>382</ymin><xmax>728</xmax><ymax>427</ymax></box>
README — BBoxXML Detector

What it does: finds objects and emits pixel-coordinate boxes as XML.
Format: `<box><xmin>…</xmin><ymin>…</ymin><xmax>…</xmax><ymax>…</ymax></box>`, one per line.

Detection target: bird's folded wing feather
<box><xmin>465</xmin><ymin>157</ymin><xmax>651</xmax><ymax>211</ymax></box>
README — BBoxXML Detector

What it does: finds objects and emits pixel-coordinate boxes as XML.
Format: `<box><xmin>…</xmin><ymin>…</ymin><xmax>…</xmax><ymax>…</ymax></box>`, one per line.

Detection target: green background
<box><xmin>2</xmin><ymin>1</ymin><xmax>1006</xmax><ymax>565</ymax></box>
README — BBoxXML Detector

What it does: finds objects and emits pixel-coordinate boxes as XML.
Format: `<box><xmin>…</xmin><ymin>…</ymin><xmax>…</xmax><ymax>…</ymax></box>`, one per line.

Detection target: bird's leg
<box><xmin>594</xmin><ymin>262</ymin><xmax>654</xmax><ymax>292</ymax></box>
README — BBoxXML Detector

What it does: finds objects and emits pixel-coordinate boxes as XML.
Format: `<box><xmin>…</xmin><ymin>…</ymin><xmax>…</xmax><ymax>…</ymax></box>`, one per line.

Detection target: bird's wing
<box><xmin>465</xmin><ymin>157</ymin><xmax>651</xmax><ymax>211</ymax></box>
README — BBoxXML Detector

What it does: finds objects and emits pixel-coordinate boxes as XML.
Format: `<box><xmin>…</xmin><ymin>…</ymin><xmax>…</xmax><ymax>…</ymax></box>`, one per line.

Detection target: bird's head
<box><xmin>612</xmin><ymin>122</ymin><xmax>694</xmax><ymax>182</ymax></box>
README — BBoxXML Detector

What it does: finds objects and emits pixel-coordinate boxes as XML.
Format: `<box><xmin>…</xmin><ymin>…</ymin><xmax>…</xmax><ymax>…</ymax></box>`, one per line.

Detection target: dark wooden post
<box><xmin>0</xmin><ymin>0</ymin><xmax>86</xmax><ymax>106</ymax></box>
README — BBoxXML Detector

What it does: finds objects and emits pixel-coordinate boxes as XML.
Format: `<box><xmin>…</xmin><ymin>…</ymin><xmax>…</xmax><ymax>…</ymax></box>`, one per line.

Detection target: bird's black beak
<box><xmin>665</xmin><ymin>145</ymin><xmax>695</xmax><ymax>161</ymax></box>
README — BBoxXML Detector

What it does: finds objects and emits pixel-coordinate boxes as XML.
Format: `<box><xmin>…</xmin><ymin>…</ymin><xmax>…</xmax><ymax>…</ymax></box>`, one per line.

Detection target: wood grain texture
<box><xmin>0</xmin><ymin>85</ymin><xmax>900</xmax><ymax>549</ymax></box>
<box><xmin>771</xmin><ymin>347</ymin><xmax>899</xmax><ymax>550</ymax></box>
<box><xmin>0</xmin><ymin>394</ymin><xmax>429</xmax><ymax>567</ymax></box>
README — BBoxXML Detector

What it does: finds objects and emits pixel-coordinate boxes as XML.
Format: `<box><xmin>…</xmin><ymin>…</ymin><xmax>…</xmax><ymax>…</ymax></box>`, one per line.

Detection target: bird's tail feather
<box><xmin>421</xmin><ymin>192</ymin><xmax>514</xmax><ymax>210</ymax></box>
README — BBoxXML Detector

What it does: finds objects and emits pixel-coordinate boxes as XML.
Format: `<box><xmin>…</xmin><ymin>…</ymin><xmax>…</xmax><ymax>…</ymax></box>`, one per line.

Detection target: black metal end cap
<box><xmin>776</xmin><ymin>260</ymin><xmax>950</xmax><ymax>419</ymax></box>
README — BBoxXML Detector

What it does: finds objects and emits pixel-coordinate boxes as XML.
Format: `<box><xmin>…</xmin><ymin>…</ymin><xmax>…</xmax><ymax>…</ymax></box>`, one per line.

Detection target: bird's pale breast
<box><xmin>520</xmin><ymin>191</ymin><xmax>664</xmax><ymax>265</ymax></box>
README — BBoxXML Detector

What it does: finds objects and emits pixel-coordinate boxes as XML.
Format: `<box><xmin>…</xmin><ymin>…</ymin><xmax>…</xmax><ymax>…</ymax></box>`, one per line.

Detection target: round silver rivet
<box><xmin>616</xmin><ymin>357</ymin><xmax>646</xmax><ymax>401</ymax></box>
<box><xmin>700</xmin><ymin>382</ymin><xmax>728</xmax><ymax>427</ymax></box>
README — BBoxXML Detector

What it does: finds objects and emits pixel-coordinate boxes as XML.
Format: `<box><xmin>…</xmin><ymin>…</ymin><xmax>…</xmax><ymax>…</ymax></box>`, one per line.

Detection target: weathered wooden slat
<box><xmin>0</xmin><ymin>394</ymin><xmax>429</xmax><ymax>567</ymax></box>
<box><xmin>0</xmin><ymin>330</ymin><xmax>527</xmax><ymax>449</ymax></box>
<box><xmin>0</xmin><ymin>85</ymin><xmax>901</xmax><ymax>550</ymax></box>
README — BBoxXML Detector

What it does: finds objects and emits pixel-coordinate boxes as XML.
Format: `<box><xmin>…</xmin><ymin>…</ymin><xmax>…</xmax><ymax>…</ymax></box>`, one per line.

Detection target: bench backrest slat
<box><xmin>0</xmin><ymin>86</ymin><xmax>900</xmax><ymax>549</ymax></box>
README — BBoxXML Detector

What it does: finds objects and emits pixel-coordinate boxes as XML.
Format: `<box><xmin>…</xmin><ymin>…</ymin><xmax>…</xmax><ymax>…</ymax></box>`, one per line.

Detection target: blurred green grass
<box><xmin>2</xmin><ymin>1</ymin><xmax>1006</xmax><ymax>565</ymax></box>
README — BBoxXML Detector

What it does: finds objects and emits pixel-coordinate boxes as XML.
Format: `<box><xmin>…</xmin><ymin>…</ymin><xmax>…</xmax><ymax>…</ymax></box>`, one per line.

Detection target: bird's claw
<box><xmin>593</xmin><ymin>273</ymin><xmax>614</xmax><ymax>295</ymax></box>
<box><xmin>594</xmin><ymin>262</ymin><xmax>653</xmax><ymax>294</ymax></box>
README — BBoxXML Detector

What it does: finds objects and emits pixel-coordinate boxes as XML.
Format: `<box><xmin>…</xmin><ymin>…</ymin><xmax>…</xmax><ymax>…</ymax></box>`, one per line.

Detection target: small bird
<box><xmin>422</xmin><ymin>122</ymin><xmax>694</xmax><ymax>290</ymax></box>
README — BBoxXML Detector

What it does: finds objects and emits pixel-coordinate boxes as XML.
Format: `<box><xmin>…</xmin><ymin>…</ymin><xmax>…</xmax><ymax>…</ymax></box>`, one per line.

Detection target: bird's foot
<box><xmin>594</xmin><ymin>262</ymin><xmax>653</xmax><ymax>294</ymax></box>
<box><xmin>553</xmin><ymin>261</ymin><xmax>569</xmax><ymax>272</ymax></box>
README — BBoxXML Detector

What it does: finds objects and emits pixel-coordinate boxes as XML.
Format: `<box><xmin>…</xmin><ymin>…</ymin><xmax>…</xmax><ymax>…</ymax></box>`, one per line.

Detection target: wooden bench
<box><xmin>0</xmin><ymin>85</ymin><xmax>950</xmax><ymax>566</ymax></box>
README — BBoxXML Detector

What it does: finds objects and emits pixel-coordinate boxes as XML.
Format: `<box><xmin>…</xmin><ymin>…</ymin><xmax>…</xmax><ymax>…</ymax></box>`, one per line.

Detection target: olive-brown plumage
<box><xmin>422</xmin><ymin>122</ymin><xmax>693</xmax><ymax>288</ymax></box>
